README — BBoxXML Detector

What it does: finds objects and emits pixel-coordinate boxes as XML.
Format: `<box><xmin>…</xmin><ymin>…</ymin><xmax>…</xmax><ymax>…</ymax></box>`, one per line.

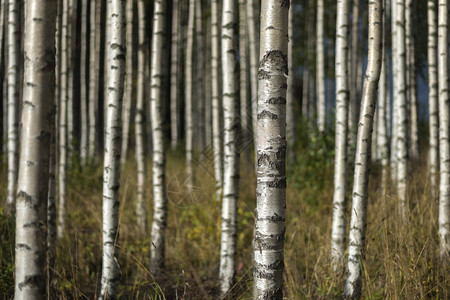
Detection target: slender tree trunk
<box><xmin>80</xmin><ymin>0</ymin><xmax>88</xmax><ymax>164</ymax></box>
<box><xmin>331</xmin><ymin>0</ymin><xmax>349</xmax><ymax>270</ymax></box>
<box><xmin>211</xmin><ymin>0</ymin><xmax>223</xmax><ymax>198</ymax></box>
<box><xmin>253</xmin><ymin>1</ymin><xmax>288</xmax><ymax>299</ymax></box>
<box><xmin>348</xmin><ymin>0</ymin><xmax>360</xmax><ymax>149</ymax></box>
<box><xmin>316</xmin><ymin>0</ymin><xmax>325</xmax><ymax>131</ymax></box>
<box><xmin>438</xmin><ymin>0</ymin><xmax>450</xmax><ymax>260</ymax></box>
<box><xmin>88</xmin><ymin>0</ymin><xmax>99</xmax><ymax>161</ymax></box>
<box><xmin>239</xmin><ymin>0</ymin><xmax>250</xmax><ymax>158</ymax></box>
<box><xmin>247</xmin><ymin>0</ymin><xmax>258</xmax><ymax>139</ymax></box>
<box><xmin>0</xmin><ymin>2</ymin><xmax>4</xmax><ymax>158</ymax></box>
<box><xmin>99</xmin><ymin>0</ymin><xmax>125</xmax><ymax>297</ymax></box>
<box><xmin>344</xmin><ymin>1</ymin><xmax>382</xmax><ymax>297</ymax></box>
<box><xmin>390</xmin><ymin>0</ymin><xmax>398</xmax><ymax>183</ymax></box>
<box><xmin>57</xmin><ymin>0</ymin><xmax>69</xmax><ymax>239</ymax></box>
<box><xmin>120</xmin><ymin>0</ymin><xmax>133</xmax><ymax>166</ymax></box>
<box><xmin>149</xmin><ymin>0</ymin><xmax>168</xmax><ymax>274</ymax></box>
<box><xmin>286</xmin><ymin>2</ymin><xmax>295</xmax><ymax>163</ymax></box>
<box><xmin>14</xmin><ymin>1</ymin><xmax>56</xmax><ymax>298</ymax></box>
<box><xmin>204</xmin><ymin>12</ymin><xmax>212</xmax><ymax>147</ymax></box>
<box><xmin>394</xmin><ymin>0</ymin><xmax>408</xmax><ymax>221</ymax></box>
<box><xmin>195</xmin><ymin>0</ymin><xmax>205</xmax><ymax>150</ymax></box>
<box><xmin>406</xmin><ymin>0</ymin><xmax>419</xmax><ymax>160</ymax></box>
<box><xmin>135</xmin><ymin>0</ymin><xmax>147</xmax><ymax>231</ymax></box>
<box><xmin>67</xmin><ymin>0</ymin><xmax>76</xmax><ymax>158</ymax></box>
<box><xmin>428</xmin><ymin>0</ymin><xmax>439</xmax><ymax>195</ymax></box>
<box><xmin>5</xmin><ymin>0</ymin><xmax>20</xmax><ymax>214</ymax></box>
<box><xmin>377</xmin><ymin>0</ymin><xmax>389</xmax><ymax>192</ymax></box>
<box><xmin>185</xmin><ymin>0</ymin><xmax>195</xmax><ymax>188</ymax></box>
<box><xmin>170</xmin><ymin>0</ymin><xmax>179</xmax><ymax>150</ymax></box>
<box><xmin>219</xmin><ymin>0</ymin><xmax>239</xmax><ymax>294</ymax></box>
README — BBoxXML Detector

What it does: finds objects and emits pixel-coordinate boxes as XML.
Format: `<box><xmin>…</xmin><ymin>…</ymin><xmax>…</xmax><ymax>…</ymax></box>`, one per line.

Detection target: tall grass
<box><xmin>0</xmin><ymin>128</ymin><xmax>449</xmax><ymax>298</ymax></box>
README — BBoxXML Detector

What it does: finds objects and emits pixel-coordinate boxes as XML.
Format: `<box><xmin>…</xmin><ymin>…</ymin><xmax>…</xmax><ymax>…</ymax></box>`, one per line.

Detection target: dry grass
<box><xmin>0</xmin><ymin>140</ymin><xmax>449</xmax><ymax>299</ymax></box>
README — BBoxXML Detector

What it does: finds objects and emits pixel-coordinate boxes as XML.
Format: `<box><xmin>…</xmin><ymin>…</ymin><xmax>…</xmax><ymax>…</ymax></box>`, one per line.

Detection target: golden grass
<box><xmin>0</xmin><ymin>146</ymin><xmax>449</xmax><ymax>299</ymax></box>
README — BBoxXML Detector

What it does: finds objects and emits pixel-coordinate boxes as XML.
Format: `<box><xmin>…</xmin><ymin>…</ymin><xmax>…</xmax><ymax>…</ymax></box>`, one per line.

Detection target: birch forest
<box><xmin>1</xmin><ymin>0</ymin><xmax>450</xmax><ymax>299</ymax></box>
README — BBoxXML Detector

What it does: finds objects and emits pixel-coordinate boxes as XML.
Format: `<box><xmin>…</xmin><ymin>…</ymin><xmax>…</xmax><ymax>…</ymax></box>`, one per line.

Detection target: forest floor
<box><xmin>1</xmin><ymin>127</ymin><xmax>450</xmax><ymax>299</ymax></box>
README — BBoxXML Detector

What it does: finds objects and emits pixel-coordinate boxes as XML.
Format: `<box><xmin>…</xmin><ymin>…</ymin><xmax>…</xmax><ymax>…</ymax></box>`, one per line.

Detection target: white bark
<box><xmin>185</xmin><ymin>0</ymin><xmax>195</xmax><ymax>188</ymax></box>
<box><xmin>170</xmin><ymin>0</ymin><xmax>179</xmax><ymax>150</ymax></box>
<box><xmin>57</xmin><ymin>0</ymin><xmax>69</xmax><ymax>239</ymax></box>
<box><xmin>428</xmin><ymin>0</ymin><xmax>439</xmax><ymax>194</ymax></box>
<box><xmin>5</xmin><ymin>0</ymin><xmax>20</xmax><ymax>214</ymax></box>
<box><xmin>99</xmin><ymin>0</ymin><xmax>125</xmax><ymax>297</ymax></box>
<box><xmin>88</xmin><ymin>0</ymin><xmax>99</xmax><ymax>160</ymax></box>
<box><xmin>14</xmin><ymin>1</ymin><xmax>56</xmax><ymax>298</ymax></box>
<box><xmin>286</xmin><ymin>2</ymin><xmax>295</xmax><ymax>163</ymax></box>
<box><xmin>406</xmin><ymin>0</ymin><xmax>419</xmax><ymax>159</ymax></box>
<box><xmin>219</xmin><ymin>0</ymin><xmax>239</xmax><ymax>294</ymax></box>
<box><xmin>211</xmin><ymin>0</ymin><xmax>223</xmax><ymax>198</ymax></box>
<box><xmin>438</xmin><ymin>0</ymin><xmax>450</xmax><ymax>259</ymax></box>
<box><xmin>247</xmin><ymin>0</ymin><xmax>258</xmax><ymax>139</ymax></box>
<box><xmin>253</xmin><ymin>1</ymin><xmax>288</xmax><ymax>299</ymax></box>
<box><xmin>120</xmin><ymin>0</ymin><xmax>133</xmax><ymax>166</ymax></box>
<box><xmin>135</xmin><ymin>0</ymin><xmax>147</xmax><ymax>231</ymax></box>
<box><xmin>394</xmin><ymin>0</ymin><xmax>408</xmax><ymax>221</ymax></box>
<box><xmin>316</xmin><ymin>0</ymin><xmax>325</xmax><ymax>131</ymax></box>
<box><xmin>80</xmin><ymin>0</ymin><xmax>88</xmax><ymax>163</ymax></box>
<box><xmin>150</xmin><ymin>0</ymin><xmax>168</xmax><ymax>274</ymax></box>
<box><xmin>331</xmin><ymin>0</ymin><xmax>349</xmax><ymax>269</ymax></box>
<box><xmin>344</xmin><ymin>1</ymin><xmax>382</xmax><ymax>297</ymax></box>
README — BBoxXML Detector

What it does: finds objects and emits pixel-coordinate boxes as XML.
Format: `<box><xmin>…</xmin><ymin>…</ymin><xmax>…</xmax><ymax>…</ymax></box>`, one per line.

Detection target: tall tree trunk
<box><xmin>344</xmin><ymin>1</ymin><xmax>382</xmax><ymax>297</ymax></box>
<box><xmin>14</xmin><ymin>0</ymin><xmax>56</xmax><ymax>298</ymax></box>
<box><xmin>428</xmin><ymin>0</ymin><xmax>439</xmax><ymax>195</ymax></box>
<box><xmin>394</xmin><ymin>0</ymin><xmax>408</xmax><ymax>221</ymax></box>
<box><xmin>67</xmin><ymin>0</ymin><xmax>76</xmax><ymax>158</ymax></box>
<box><xmin>80</xmin><ymin>0</ymin><xmax>88</xmax><ymax>164</ymax></box>
<box><xmin>0</xmin><ymin>2</ymin><xmax>5</xmax><ymax>158</ymax></box>
<box><xmin>286</xmin><ymin>1</ymin><xmax>295</xmax><ymax>163</ymax></box>
<box><xmin>170</xmin><ymin>0</ymin><xmax>179</xmax><ymax>150</ymax></box>
<box><xmin>149</xmin><ymin>0</ymin><xmax>168</xmax><ymax>275</ymax></box>
<box><xmin>331</xmin><ymin>0</ymin><xmax>349</xmax><ymax>270</ymax></box>
<box><xmin>253</xmin><ymin>1</ymin><xmax>288</xmax><ymax>299</ymax></box>
<box><xmin>135</xmin><ymin>0</ymin><xmax>147</xmax><ymax>231</ymax></box>
<box><xmin>185</xmin><ymin>0</ymin><xmax>195</xmax><ymax>188</ymax></box>
<box><xmin>195</xmin><ymin>0</ymin><xmax>205</xmax><ymax>150</ymax></box>
<box><xmin>219</xmin><ymin>0</ymin><xmax>239</xmax><ymax>294</ymax></box>
<box><xmin>247</xmin><ymin>0</ymin><xmax>258</xmax><ymax>140</ymax></box>
<box><xmin>239</xmin><ymin>0</ymin><xmax>250</xmax><ymax>159</ymax></box>
<box><xmin>377</xmin><ymin>0</ymin><xmax>389</xmax><ymax>192</ymax></box>
<box><xmin>99</xmin><ymin>0</ymin><xmax>125</xmax><ymax>297</ymax></box>
<box><xmin>438</xmin><ymin>0</ymin><xmax>450</xmax><ymax>260</ymax></box>
<box><xmin>211</xmin><ymin>0</ymin><xmax>223</xmax><ymax>198</ymax></box>
<box><xmin>406</xmin><ymin>0</ymin><xmax>419</xmax><ymax>160</ymax></box>
<box><xmin>88</xmin><ymin>0</ymin><xmax>99</xmax><ymax>160</ymax></box>
<box><xmin>316</xmin><ymin>0</ymin><xmax>325</xmax><ymax>131</ymax></box>
<box><xmin>348</xmin><ymin>0</ymin><xmax>360</xmax><ymax>149</ymax></box>
<box><xmin>5</xmin><ymin>0</ymin><xmax>20</xmax><ymax>214</ymax></box>
<box><xmin>120</xmin><ymin>0</ymin><xmax>133</xmax><ymax>166</ymax></box>
<box><xmin>57</xmin><ymin>0</ymin><xmax>69</xmax><ymax>239</ymax></box>
<box><xmin>204</xmin><ymin>11</ymin><xmax>212</xmax><ymax>147</ymax></box>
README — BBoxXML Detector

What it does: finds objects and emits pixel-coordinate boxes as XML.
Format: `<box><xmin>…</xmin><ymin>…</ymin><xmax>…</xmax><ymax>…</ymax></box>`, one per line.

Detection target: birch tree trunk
<box><xmin>149</xmin><ymin>0</ymin><xmax>168</xmax><ymax>274</ymax></box>
<box><xmin>344</xmin><ymin>1</ymin><xmax>382</xmax><ymax>297</ymax></box>
<box><xmin>14</xmin><ymin>0</ymin><xmax>56</xmax><ymax>298</ymax></box>
<box><xmin>406</xmin><ymin>0</ymin><xmax>419</xmax><ymax>159</ymax></box>
<box><xmin>120</xmin><ymin>0</ymin><xmax>133</xmax><ymax>166</ymax></box>
<box><xmin>195</xmin><ymin>0</ymin><xmax>205</xmax><ymax>150</ymax></box>
<box><xmin>57</xmin><ymin>0</ymin><xmax>69</xmax><ymax>239</ymax></box>
<box><xmin>247</xmin><ymin>0</ymin><xmax>258</xmax><ymax>139</ymax></box>
<box><xmin>253</xmin><ymin>1</ymin><xmax>288</xmax><ymax>298</ymax></box>
<box><xmin>428</xmin><ymin>0</ymin><xmax>439</xmax><ymax>194</ymax></box>
<box><xmin>316</xmin><ymin>0</ymin><xmax>326</xmax><ymax>131</ymax></box>
<box><xmin>377</xmin><ymin>0</ymin><xmax>389</xmax><ymax>192</ymax></box>
<box><xmin>438</xmin><ymin>0</ymin><xmax>450</xmax><ymax>260</ymax></box>
<box><xmin>99</xmin><ymin>0</ymin><xmax>125</xmax><ymax>297</ymax></box>
<box><xmin>211</xmin><ymin>0</ymin><xmax>223</xmax><ymax>198</ymax></box>
<box><xmin>5</xmin><ymin>0</ymin><xmax>20</xmax><ymax>214</ymax></box>
<box><xmin>286</xmin><ymin>2</ymin><xmax>295</xmax><ymax>163</ymax></box>
<box><xmin>170</xmin><ymin>0</ymin><xmax>179</xmax><ymax>150</ymax></box>
<box><xmin>185</xmin><ymin>0</ymin><xmax>195</xmax><ymax>188</ymax></box>
<box><xmin>394</xmin><ymin>0</ymin><xmax>408</xmax><ymax>221</ymax></box>
<box><xmin>88</xmin><ymin>0</ymin><xmax>99</xmax><ymax>160</ymax></box>
<box><xmin>67</xmin><ymin>0</ymin><xmax>76</xmax><ymax>158</ymax></box>
<box><xmin>348</xmin><ymin>0</ymin><xmax>360</xmax><ymax>148</ymax></box>
<box><xmin>239</xmin><ymin>0</ymin><xmax>250</xmax><ymax>157</ymax></box>
<box><xmin>331</xmin><ymin>0</ymin><xmax>349</xmax><ymax>270</ymax></box>
<box><xmin>80</xmin><ymin>0</ymin><xmax>88</xmax><ymax>164</ymax></box>
<box><xmin>219</xmin><ymin>0</ymin><xmax>239</xmax><ymax>294</ymax></box>
<box><xmin>135</xmin><ymin>0</ymin><xmax>147</xmax><ymax>231</ymax></box>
